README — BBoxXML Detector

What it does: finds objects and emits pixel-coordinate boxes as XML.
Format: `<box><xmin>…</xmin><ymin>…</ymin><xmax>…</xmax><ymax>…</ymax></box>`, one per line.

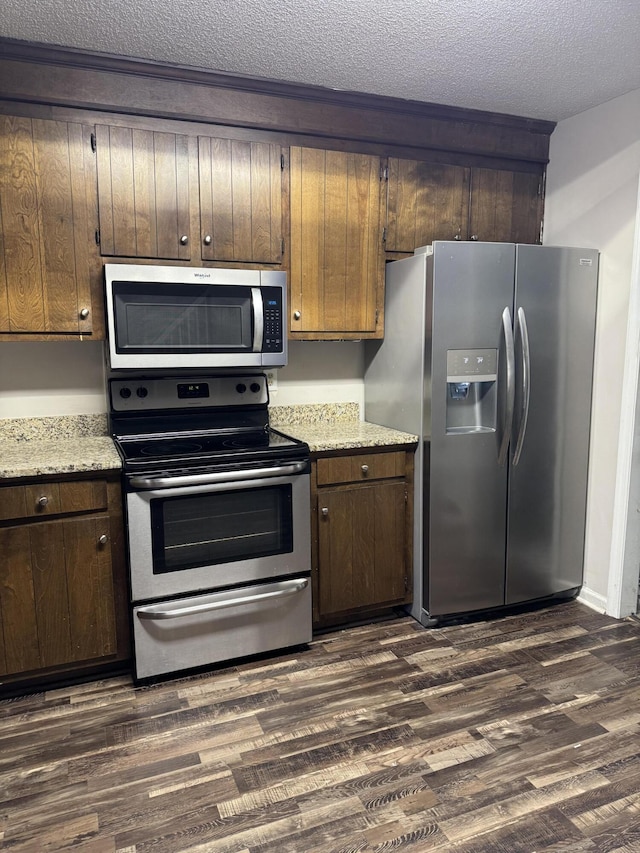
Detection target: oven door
<box><xmin>126</xmin><ymin>468</ymin><xmax>311</xmax><ymax>602</ymax></box>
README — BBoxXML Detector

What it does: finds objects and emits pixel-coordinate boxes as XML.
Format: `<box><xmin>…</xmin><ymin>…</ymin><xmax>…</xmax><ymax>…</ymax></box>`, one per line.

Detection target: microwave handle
<box><xmin>251</xmin><ymin>287</ymin><xmax>264</xmax><ymax>353</ymax></box>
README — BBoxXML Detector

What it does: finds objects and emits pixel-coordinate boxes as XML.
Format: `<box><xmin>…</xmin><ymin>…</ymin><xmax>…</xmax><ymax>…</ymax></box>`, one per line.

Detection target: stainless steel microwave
<box><xmin>104</xmin><ymin>264</ymin><xmax>287</xmax><ymax>370</ymax></box>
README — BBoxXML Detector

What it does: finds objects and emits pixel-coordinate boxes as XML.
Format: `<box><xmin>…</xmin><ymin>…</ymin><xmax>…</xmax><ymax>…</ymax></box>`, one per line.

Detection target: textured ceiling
<box><xmin>1</xmin><ymin>0</ymin><xmax>639</xmax><ymax>121</ymax></box>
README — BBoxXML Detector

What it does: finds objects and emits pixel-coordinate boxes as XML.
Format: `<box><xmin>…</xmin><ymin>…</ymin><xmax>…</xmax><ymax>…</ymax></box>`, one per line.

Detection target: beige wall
<box><xmin>0</xmin><ymin>341</ymin><xmax>107</xmax><ymax>418</ymax></box>
<box><xmin>0</xmin><ymin>340</ymin><xmax>365</xmax><ymax>419</ymax></box>
<box><xmin>543</xmin><ymin>87</ymin><xmax>640</xmax><ymax>608</ymax></box>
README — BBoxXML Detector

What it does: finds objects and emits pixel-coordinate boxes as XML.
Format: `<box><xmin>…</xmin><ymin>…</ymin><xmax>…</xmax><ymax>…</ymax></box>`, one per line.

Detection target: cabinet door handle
<box><xmin>179</xmin><ymin>235</ymin><xmax>189</xmax><ymax>245</ymax></box>
<box><xmin>79</xmin><ymin>307</ymin><xmax>90</xmax><ymax>319</ymax></box>
<box><xmin>321</xmin><ymin>507</ymin><xmax>329</xmax><ymax>517</ymax></box>
<box><xmin>293</xmin><ymin>311</ymin><xmax>301</xmax><ymax>320</ymax></box>
<box><xmin>361</xmin><ymin>464</ymin><xmax>369</xmax><ymax>474</ymax></box>
<box><xmin>98</xmin><ymin>534</ymin><xmax>108</xmax><ymax>545</ymax></box>
<box><xmin>37</xmin><ymin>495</ymin><xmax>49</xmax><ymax>508</ymax></box>
<box><xmin>203</xmin><ymin>234</ymin><xmax>212</xmax><ymax>245</ymax></box>
<box><xmin>470</xmin><ymin>234</ymin><xmax>479</xmax><ymax>241</ymax></box>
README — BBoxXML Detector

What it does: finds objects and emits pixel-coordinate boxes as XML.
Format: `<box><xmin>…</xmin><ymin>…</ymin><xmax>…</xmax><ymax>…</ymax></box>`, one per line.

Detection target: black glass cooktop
<box><xmin>108</xmin><ymin>374</ymin><xmax>309</xmax><ymax>474</ymax></box>
<box><xmin>115</xmin><ymin>427</ymin><xmax>308</xmax><ymax>472</ymax></box>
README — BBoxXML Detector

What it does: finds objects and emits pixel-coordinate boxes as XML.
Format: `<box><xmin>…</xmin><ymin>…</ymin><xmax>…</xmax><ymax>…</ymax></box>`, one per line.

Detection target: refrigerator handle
<box><xmin>497</xmin><ymin>306</ymin><xmax>515</xmax><ymax>467</ymax></box>
<box><xmin>512</xmin><ymin>306</ymin><xmax>531</xmax><ymax>466</ymax></box>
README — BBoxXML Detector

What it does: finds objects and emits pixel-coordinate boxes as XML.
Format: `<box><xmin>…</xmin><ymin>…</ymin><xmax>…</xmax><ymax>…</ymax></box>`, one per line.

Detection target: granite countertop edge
<box><xmin>0</xmin><ymin>437</ymin><xmax>123</xmax><ymax>480</ymax></box>
<box><xmin>0</xmin><ymin>408</ymin><xmax>418</xmax><ymax>479</ymax></box>
<box><xmin>279</xmin><ymin>422</ymin><xmax>419</xmax><ymax>454</ymax></box>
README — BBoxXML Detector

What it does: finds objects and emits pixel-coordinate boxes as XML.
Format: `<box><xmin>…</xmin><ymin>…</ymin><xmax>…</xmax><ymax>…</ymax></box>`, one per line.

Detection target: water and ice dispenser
<box><xmin>445</xmin><ymin>349</ymin><xmax>498</xmax><ymax>434</ymax></box>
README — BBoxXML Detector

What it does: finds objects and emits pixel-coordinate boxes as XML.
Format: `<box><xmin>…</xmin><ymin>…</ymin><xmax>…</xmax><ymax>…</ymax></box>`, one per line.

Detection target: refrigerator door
<box><xmin>364</xmin><ymin>253</ymin><xmax>430</xmax><ymax>621</ymax></box>
<box><xmin>507</xmin><ymin>245</ymin><xmax>598</xmax><ymax>604</ymax></box>
<box><xmin>428</xmin><ymin>241</ymin><xmax>515</xmax><ymax>616</ymax></box>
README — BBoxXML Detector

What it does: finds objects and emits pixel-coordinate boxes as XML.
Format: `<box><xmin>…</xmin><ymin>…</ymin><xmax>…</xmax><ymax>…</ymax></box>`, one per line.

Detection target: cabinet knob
<box><xmin>179</xmin><ymin>235</ymin><xmax>189</xmax><ymax>245</ymax></box>
<box><xmin>98</xmin><ymin>534</ymin><xmax>108</xmax><ymax>545</ymax></box>
<box><xmin>37</xmin><ymin>495</ymin><xmax>49</xmax><ymax>508</ymax></box>
<box><xmin>79</xmin><ymin>307</ymin><xmax>90</xmax><ymax>319</ymax></box>
<box><xmin>470</xmin><ymin>234</ymin><xmax>479</xmax><ymax>241</ymax></box>
<box><xmin>454</xmin><ymin>233</ymin><xmax>462</xmax><ymax>241</ymax></box>
<box><xmin>203</xmin><ymin>234</ymin><xmax>212</xmax><ymax>245</ymax></box>
<box><xmin>361</xmin><ymin>464</ymin><xmax>369</xmax><ymax>474</ymax></box>
<box><xmin>321</xmin><ymin>507</ymin><xmax>329</xmax><ymax>517</ymax></box>
<box><xmin>293</xmin><ymin>311</ymin><xmax>301</xmax><ymax>321</ymax></box>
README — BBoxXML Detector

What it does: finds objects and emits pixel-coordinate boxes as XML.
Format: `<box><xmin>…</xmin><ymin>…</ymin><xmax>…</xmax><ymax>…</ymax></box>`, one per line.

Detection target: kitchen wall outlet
<box><xmin>266</xmin><ymin>369</ymin><xmax>278</xmax><ymax>391</ymax></box>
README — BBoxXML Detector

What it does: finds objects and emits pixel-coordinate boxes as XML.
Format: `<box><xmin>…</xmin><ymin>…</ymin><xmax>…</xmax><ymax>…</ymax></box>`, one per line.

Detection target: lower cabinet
<box><xmin>0</xmin><ymin>476</ymin><xmax>130</xmax><ymax>686</ymax></box>
<box><xmin>311</xmin><ymin>448</ymin><xmax>415</xmax><ymax>627</ymax></box>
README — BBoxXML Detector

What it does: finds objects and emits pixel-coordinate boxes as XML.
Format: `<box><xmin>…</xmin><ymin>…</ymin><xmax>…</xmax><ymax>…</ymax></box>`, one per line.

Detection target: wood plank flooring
<box><xmin>2</xmin><ymin>600</ymin><xmax>640</xmax><ymax>852</ymax></box>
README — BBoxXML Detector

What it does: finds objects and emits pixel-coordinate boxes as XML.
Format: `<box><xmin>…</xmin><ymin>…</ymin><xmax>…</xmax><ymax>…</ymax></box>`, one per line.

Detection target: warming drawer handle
<box><xmin>136</xmin><ymin>578</ymin><xmax>309</xmax><ymax>621</ymax></box>
<box><xmin>129</xmin><ymin>461</ymin><xmax>308</xmax><ymax>489</ymax></box>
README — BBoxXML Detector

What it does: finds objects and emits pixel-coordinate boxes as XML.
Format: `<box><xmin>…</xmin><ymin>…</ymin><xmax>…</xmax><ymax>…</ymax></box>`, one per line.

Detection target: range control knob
<box><xmin>136</xmin><ymin>386</ymin><xmax>148</xmax><ymax>398</ymax></box>
<box><xmin>119</xmin><ymin>387</ymin><xmax>132</xmax><ymax>399</ymax></box>
<box><xmin>236</xmin><ymin>383</ymin><xmax>247</xmax><ymax>394</ymax></box>
<box><xmin>250</xmin><ymin>382</ymin><xmax>261</xmax><ymax>393</ymax></box>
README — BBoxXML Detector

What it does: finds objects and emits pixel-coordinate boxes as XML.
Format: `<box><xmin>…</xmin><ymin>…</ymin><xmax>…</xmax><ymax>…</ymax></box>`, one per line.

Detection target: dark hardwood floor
<box><xmin>2</xmin><ymin>600</ymin><xmax>640</xmax><ymax>852</ymax></box>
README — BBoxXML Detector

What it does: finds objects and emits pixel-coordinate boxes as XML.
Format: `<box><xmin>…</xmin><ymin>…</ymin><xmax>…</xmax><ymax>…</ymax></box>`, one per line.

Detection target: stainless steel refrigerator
<box><xmin>364</xmin><ymin>241</ymin><xmax>599</xmax><ymax>625</ymax></box>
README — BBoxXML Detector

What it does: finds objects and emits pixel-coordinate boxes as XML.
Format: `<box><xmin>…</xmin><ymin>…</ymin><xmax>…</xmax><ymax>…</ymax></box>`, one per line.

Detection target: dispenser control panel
<box><xmin>446</xmin><ymin>349</ymin><xmax>497</xmax><ymax>382</ymax></box>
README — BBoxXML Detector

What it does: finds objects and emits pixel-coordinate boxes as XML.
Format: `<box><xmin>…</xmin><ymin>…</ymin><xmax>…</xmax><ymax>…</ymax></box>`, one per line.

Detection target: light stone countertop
<box><xmin>0</xmin><ymin>415</ymin><xmax>122</xmax><ymax>479</ymax></box>
<box><xmin>0</xmin><ymin>405</ymin><xmax>418</xmax><ymax>479</ymax></box>
<box><xmin>270</xmin><ymin>402</ymin><xmax>418</xmax><ymax>453</ymax></box>
<box><xmin>275</xmin><ymin>420</ymin><xmax>418</xmax><ymax>453</ymax></box>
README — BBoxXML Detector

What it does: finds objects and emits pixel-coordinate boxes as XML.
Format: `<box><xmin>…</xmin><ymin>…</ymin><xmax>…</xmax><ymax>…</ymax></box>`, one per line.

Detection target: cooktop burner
<box><xmin>137</xmin><ymin>440</ymin><xmax>204</xmax><ymax>457</ymax></box>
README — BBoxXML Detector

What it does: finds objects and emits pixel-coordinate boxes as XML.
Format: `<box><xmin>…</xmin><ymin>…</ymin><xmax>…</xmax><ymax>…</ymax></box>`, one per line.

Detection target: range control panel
<box><xmin>110</xmin><ymin>374</ymin><xmax>268</xmax><ymax>411</ymax></box>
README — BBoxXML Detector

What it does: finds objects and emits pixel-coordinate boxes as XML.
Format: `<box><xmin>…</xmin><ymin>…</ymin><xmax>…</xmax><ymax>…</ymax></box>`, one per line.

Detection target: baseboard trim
<box><xmin>577</xmin><ymin>586</ymin><xmax>608</xmax><ymax>614</ymax></box>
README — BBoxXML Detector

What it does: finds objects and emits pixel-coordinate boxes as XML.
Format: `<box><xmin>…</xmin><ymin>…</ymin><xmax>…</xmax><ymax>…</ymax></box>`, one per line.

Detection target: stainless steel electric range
<box><xmin>109</xmin><ymin>373</ymin><xmax>312</xmax><ymax>681</ymax></box>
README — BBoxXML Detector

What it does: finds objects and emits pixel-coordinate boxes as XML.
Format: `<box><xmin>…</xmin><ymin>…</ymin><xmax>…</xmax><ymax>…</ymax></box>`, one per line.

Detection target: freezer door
<box><xmin>507</xmin><ymin>245</ymin><xmax>598</xmax><ymax>604</ymax></box>
<box><xmin>428</xmin><ymin>241</ymin><xmax>515</xmax><ymax>616</ymax></box>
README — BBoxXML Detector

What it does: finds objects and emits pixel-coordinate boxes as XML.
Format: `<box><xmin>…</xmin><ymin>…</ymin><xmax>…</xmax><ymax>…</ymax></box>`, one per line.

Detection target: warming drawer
<box><xmin>132</xmin><ymin>576</ymin><xmax>312</xmax><ymax>680</ymax></box>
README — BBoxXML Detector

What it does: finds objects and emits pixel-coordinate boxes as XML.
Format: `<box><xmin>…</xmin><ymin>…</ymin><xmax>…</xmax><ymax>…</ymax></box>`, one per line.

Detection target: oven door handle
<box><xmin>136</xmin><ymin>578</ymin><xmax>309</xmax><ymax>620</ymax></box>
<box><xmin>129</xmin><ymin>461</ymin><xmax>308</xmax><ymax>489</ymax></box>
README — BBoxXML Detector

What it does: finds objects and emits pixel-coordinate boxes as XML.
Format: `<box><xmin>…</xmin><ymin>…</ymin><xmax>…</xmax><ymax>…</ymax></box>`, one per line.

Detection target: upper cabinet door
<box><xmin>198</xmin><ymin>137</ymin><xmax>283</xmax><ymax>264</ymax></box>
<box><xmin>95</xmin><ymin>125</ymin><xmax>191</xmax><ymax>260</ymax></box>
<box><xmin>385</xmin><ymin>158</ymin><xmax>470</xmax><ymax>252</ymax></box>
<box><xmin>468</xmin><ymin>168</ymin><xmax>543</xmax><ymax>244</ymax></box>
<box><xmin>290</xmin><ymin>146</ymin><xmax>384</xmax><ymax>339</ymax></box>
<box><xmin>0</xmin><ymin>116</ymin><xmax>94</xmax><ymax>335</ymax></box>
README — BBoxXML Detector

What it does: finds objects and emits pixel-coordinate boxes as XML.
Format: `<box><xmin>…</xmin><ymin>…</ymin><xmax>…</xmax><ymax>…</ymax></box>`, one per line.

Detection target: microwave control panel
<box><xmin>262</xmin><ymin>286</ymin><xmax>283</xmax><ymax>353</ymax></box>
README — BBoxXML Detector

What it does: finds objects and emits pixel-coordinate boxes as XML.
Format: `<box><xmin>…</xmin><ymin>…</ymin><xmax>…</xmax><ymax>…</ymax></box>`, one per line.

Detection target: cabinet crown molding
<box><xmin>0</xmin><ymin>37</ymin><xmax>556</xmax><ymax>141</ymax></box>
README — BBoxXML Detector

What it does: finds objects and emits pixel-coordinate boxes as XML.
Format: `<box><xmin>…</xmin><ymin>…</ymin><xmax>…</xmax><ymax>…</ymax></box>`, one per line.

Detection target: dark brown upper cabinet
<box><xmin>289</xmin><ymin>146</ymin><xmax>385</xmax><ymax>340</ymax></box>
<box><xmin>198</xmin><ymin>136</ymin><xmax>284</xmax><ymax>264</ymax></box>
<box><xmin>385</xmin><ymin>158</ymin><xmax>543</xmax><ymax>253</ymax></box>
<box><xmin>95</xmin><ymin>125</ymin><xmax>285</xmax><ymax>266</ymax></box>
<box><xmin>468</xmin><ymin>167</ymin><xmax>543</xmax><ymax>244</ymax></box>
<box><xmin>385</xmin><ymin>159</ymin><xmax>470</xmax><ymax>251</ymax></box>
<box><xmin>95</xmin><ymin>124</ymin><xmax>192</xmax><ymax>261</ymax></box>
<box><xmin>0</xmin><ymin>115</ymin><xmax>95</xmax><ymax>335</ymax></box>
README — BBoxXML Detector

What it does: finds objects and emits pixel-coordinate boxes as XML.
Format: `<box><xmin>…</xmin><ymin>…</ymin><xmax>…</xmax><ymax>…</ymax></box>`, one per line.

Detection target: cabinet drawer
<box><xmin>316</xmin><ymin>452</ymin><xmax>406</xmax><ymax>486</ymax></box>
<box><xmin>0</xmin><ymin>479</ymin><xmax>108</xmax><ymax>521</ymax></box>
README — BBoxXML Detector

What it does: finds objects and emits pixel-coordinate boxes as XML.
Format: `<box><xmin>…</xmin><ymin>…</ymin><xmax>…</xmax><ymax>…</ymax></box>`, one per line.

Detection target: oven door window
<box><xmin>113</xmin><ymin>282</ymin><xmax>253</xmax><ymax>353</ymax></box>
<box><xmin>150</xmin><ymin>484</ymin><xmax>293</xmax><ymax>573</ymax></box>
